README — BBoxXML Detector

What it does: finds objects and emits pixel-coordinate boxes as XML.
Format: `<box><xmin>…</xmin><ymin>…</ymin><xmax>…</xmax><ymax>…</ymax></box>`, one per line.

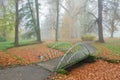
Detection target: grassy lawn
<box><xmin>48</xmin><ymin>42</ymin><xmax>82</xmax><ymax>53</ymax></box>
<box><xmin>0</xmin><ymin>40</ymin><xmax>38</xmax><ymax>51</ymax></box>
<box><xmin>48</xmin><ymin>42</ymin><xmax>72</xmax><ymax>52</ymax></box>
<box><xmin>0</xmin><ymin>42</ymin><xmax>14</xmax><ymax>51</ymax></box>
<box><xmin>93</xmin><ymin>38</ymin><xmax>120</xmax><ymax>61</ymax></box>
<box><xmin>103</xmin><ymin>44</ymin><xmax>120</xmax><ymax>55</ymax></box>
<box><xmin>103</xmin><ymin>38</ymin><xmax>120</xmax><ymax>55</ymax></box>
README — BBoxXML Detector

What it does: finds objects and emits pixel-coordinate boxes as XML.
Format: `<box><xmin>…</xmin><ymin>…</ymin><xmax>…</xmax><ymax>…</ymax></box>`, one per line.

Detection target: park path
<box><xmin>0</xmin><ymin>65</ymin><xmax>52</xmax><ymax>80</ymax></box>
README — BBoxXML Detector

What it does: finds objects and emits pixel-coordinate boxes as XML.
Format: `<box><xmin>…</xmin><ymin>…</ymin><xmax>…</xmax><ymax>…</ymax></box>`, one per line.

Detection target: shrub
<box><xmin>81</xmin><ymin>34</ymin><xmax>95</xmax><ymax>41</ymax></box>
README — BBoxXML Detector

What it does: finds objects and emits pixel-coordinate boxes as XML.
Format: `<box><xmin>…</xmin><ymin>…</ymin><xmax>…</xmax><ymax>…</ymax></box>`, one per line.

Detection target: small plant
<box><xmin>56</xmin><ymin>69</ymin><xmax>68</xmax><ymax>75</ymax></box>
<box><xmin>14</xmin><ymin>55</ymin><xmax>23</xmax><ymax>61</ymax></box>
<box><xmin>81</xmin><ymin>34</ymin><xmax>95</xmax><ymax>41</ymax></box>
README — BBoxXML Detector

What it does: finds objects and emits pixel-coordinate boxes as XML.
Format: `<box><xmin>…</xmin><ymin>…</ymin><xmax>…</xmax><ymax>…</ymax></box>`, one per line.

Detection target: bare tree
<box><xmin>98</xmin><ymin>0</ymin><xmax>104</xmax><ymax>43</ymax></box>
<box><xmin>103</xmin><ymin>0</ymin><xmax>120</xmax><ymax>38</ymax></box>
<box><xmin>35</xmin><ymin>0</ymin><xmax>42</xmax><ymax>42</ymax></box>
<box><xmin>56</xmin><ymin>0</ymin><xmax>60</xmax><ymax>41</ymax></box>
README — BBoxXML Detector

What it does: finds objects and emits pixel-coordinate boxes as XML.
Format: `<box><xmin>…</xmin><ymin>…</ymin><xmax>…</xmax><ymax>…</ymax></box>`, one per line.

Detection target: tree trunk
<box><xmin>35</xmin><ymin>0</ymin><xmax>42</xmax><ymax>42</ymax></box>
<box><xmin>98</xmin><ymin>0</ymin><xmax>104</xmax><ymax>43</ymax></box>
<box><xmin>110</xmin><ymin>24</ymin><xmax>114</xmax><ymax>38</ymax></box>
<box><xmin>55</xmin><ymin>0</ymin><xmax>60</xmax><ymax>41</ymax></box>
<box><xmin>14</xmin><ymin>0</ymin><xmax>19</xmax><ymax>46</ymax></box>
<box><xmin>111</xmin><ymin>31</ymin><xmax>114</xmax><ymax>38</ymax></box>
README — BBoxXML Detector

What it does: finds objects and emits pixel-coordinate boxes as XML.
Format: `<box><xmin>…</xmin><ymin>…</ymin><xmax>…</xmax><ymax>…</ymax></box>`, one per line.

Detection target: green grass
<box><xmin>48</xmin><ymin>42</ymin><xmax>82</xmax><ymax>53</ymax></box>
<box><xmin>55</xmin><ymin>68</ymin><xmax>68</xmax><ymax>74</ymax></box>
<box><xmin>48</xmin><ymin>42</ymin><xmax>72</xmax><ymax>48</ymax></box>
<box><xmin>103</xmin><ymin>44</ymin><xmax>120</xmax><ymax>55</ymax></box>
<box><xmin>0</xmin><ymin>42</ymin><xmax>14</xmax><ymax>51</ymax></box>
<box><xmin>19</xmin><ymin>40</ymin><xmax>39</xmax><ymax>46</ymax></box>
<box><xmin>48</xmin><ymin>42</ymin><xmax>72</xmax><ymax>52</ymax></box>
<box><xmin>0</xmin><ymin>40</ymin><xmax>39</xmax><ymax>51</ymax></box>
<box><xmin>103</xmin><ymin>39</ymin><xmax>120</xmax><ymax>55</ymax></box>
